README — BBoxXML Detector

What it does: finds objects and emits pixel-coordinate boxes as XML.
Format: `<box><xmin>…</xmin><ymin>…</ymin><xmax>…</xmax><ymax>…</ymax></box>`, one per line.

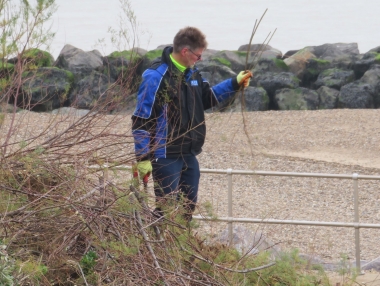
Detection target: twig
<box><xmin>67</xmin><ymin>260</ymin><xmax>89</xmax><ymax>286</ymax></box>
<box><xmin>129</xmin><ymin>185</ymin><xmax>168</xmax><ymax>285</ymax></box>
<box><xmin>182</xmin><ymin>247</ymin><xmax>275</xmax><ymax>273</ymax></box>
<box><xmin>161</xmin><ymin>268</ymin><xmax>224</xmax><ymax>286</ymax></box>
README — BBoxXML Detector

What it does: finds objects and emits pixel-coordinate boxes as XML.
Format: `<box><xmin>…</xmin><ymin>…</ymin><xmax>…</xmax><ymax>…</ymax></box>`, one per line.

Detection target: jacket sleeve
<box><xmin>201</xmin><ymin>76</ymin><xmax>240</xmax><ymax>110</ymax></box>
<box><xmin>131</xmin><ymin>67</ymin><xmax>166</xmax><ymax>161</ymax></box>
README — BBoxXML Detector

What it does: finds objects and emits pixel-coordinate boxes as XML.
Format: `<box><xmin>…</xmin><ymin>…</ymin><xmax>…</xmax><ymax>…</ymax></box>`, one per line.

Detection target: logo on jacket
<box><xmin>190</xmin><ymin>80</ymin><xmax>198</xmax><ymax>86</ymax></box>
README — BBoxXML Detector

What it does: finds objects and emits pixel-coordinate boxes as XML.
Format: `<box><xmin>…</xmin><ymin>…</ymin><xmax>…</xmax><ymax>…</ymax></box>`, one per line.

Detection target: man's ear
<box><xmin>180</xmin><ymin>47</ymin><xmax>188</xmax><ymax>57</ymax></box>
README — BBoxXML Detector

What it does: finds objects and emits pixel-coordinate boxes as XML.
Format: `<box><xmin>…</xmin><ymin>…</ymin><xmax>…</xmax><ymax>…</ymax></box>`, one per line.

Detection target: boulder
<box><xmin>200</xmin><ymin>49</ymin><xmax>219</xmax><ymax>61</ymax></box>
<box><xmin>8</xmin><ymin>48</ymin><xmax>55</xmax><ymax>68</ymax></box>
<box><xmin>207</xmin><ymin>49</ymin><xmax>283</xmax><ymax>74</ymax></box>
<box><xmin>284</xmin><ymin>48</ymin><xmax>316</xmax><ymax>78</ymax></box>
<box><xmin>102</xmin><ymin>50</ymin><xmax>144</xmax><ymax>82</ymax></box>
<box><xmin>238</xmin><ymin>43</ymin><xmax>273</xmax><ymax>52</ymax></box>
<box><xmin>253</xmin><ymin>72</ymin><xmax>300</xmax><ymax>109</ymax></box>
<box><xmin>139</xmin><ymin>48</ymin><xmax>164</xmax><ymax>72</ymax></box>
<box><xmin>316</xmin><ymin>86</ymin><xmax>339</xmax><ymax>109</ymax></box>
<box><xmin>285</xmin><ymin>43</ymin><xmax>359</xmax><ymax>80</ymax></box>
<box><xmin>54</xmin><ymin>44</ymin><xmax>103</xmax><ymax>80</ymax></box>
<box><xmin>51</xmin><ymin>107</ymin><xmax>90</xmax><ymax>116</ymax></box>
<box><xmin>338</xmin><ymin>81</ymin><xmax>375</xmax><ymax>108</ymax></box>
<box><xmin>238</xmin><ymin>87</ymin><xmax>269</xmax><ymax>111</ymax></box>
<box><xmin>218</xmin><ymin>87</ymin><xmax>269</xmax><ymax>112</ymax></box>
<box><xmin>282</xmin><ymin>49</ymin><xmax>299</xmax><ymax>59</ymax></box>
<box><xmin>0</xmin><ymin>103</ymin><xmax>21</xmax><ymax>113</ymax></box>
<box><xmin>359</xmin><ymin>65</ymin><xmax>380</xmax><ymax>107</ymax></box>
<box><xmin>314</xmin><ymin>68</ymin><xmax>355</xmax><ymax>90</ymax></box>
<box><xmin>301</xmin><ymin>58</ymin><xmax>332</xmax><ymax>88</ymax></box>
<box><xmin>310</xmin><ymin>43</ymin><xmax>359</xmax><ymax>59</ymax></box>
<box><xmin>238</xmin><ymin>44</ymin><xmax>282</xmax><ymax>59</ymax></box>
<box><xmin>275</xmin><ymin>87</ymin><xmax>319</xmax><ymax>110</ymax></box>
<box><xmin>20</xmin><ymin>67</ymin><xmax>73</xmax><ymax>111</ymax></box>
<box><xmin>352</xmin><ymin>49</ymin><xmax>380</xmax><ymax>78</ymax></box>
<box><xmin>209</xmin><ymin>50</ymin><xmax>247</xmax><ymax>73</ymax></box>
<box><xmin>69</xmin><ymin>71</ymin><xmax>112</xmax><ymax>109</ymax></box>
<box><xmin>252</xmin><ymin>58</ymin><xmax>289</xmax><ymax>74</ymax></box>
<box><xmin>197</xmin><ymin>63</ymin><xmax>236</xmax><ymax>86</ymax></box>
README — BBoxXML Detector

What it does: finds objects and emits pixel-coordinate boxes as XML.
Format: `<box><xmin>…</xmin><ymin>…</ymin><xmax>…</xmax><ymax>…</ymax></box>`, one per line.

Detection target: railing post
<box><xmin>353</xmin><ymin>173</ymin><xmax>361</xmax><ymax>272</ymax></box>
<box><xmin>227</xmin><ymin>168</ymin><xmax>233</xmax><ymax>245</ymax></box>
<box><xmin>100</xmin><ymin>164</ymin><xmax>109</xmax><ymax>207</ymax></box>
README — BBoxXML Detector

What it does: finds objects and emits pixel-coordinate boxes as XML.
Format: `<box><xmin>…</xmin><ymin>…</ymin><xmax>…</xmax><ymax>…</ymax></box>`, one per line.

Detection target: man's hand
<box><xmin>237</xmin><ymin>70</ymin><xmax>253</xmax><ymax>87</ymax></box>
<box><xmin>132</xmin><ymin>160</ymin><xmax>152</xmax><ymax>187</ymax></box>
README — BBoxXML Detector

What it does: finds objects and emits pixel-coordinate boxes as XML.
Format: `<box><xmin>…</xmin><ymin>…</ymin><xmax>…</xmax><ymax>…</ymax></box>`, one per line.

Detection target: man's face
<box><xmin>182</xmin><ymin>47</ymin><xmax>203</xmax><ymax>68</ymax></box>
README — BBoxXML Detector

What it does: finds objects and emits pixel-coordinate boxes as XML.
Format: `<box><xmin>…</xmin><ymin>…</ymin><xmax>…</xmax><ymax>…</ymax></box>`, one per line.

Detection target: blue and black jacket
<box><xmin>131</xmin><ymin>46</ymin><xmax>240</xmax><ymax>161</ymax></box>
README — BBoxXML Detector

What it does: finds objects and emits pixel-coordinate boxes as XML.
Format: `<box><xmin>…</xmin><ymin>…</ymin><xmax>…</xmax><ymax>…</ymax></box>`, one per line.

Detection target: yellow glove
<box><xmin>237</xmin><ymin>70</ymin><xmax>253</xmax><ymax>87</ymax></box>
<box><xmin>132</xmin><ymin>160</ymin><xmax>152</xmax><ymax>187</ymax></box>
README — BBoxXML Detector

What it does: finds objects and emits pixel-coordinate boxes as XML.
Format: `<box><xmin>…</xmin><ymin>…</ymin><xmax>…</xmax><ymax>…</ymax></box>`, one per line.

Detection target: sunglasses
<box><xmin>188</xmin><ymin>49</ymin><xmax>202</xmax><ymax>61</ymax></box>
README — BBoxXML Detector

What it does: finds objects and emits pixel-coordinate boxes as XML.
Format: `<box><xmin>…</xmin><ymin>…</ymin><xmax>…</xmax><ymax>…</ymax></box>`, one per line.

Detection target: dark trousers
<box><xmin>152</xmin><ymin>155</ymin><xmax>200</xmax><ymax>216</ymax></box>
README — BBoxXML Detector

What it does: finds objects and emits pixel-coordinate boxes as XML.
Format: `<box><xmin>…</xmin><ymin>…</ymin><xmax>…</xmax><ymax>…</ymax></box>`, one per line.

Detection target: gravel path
<box><xmin>2</xmin><ymin>109</ymin><xmax>380</xmax><ymax>265</ymax></box>
<box><xmin>196</xmin><ymin>109</ymin><xmax>380</xmax><ymax>264</ymax></box>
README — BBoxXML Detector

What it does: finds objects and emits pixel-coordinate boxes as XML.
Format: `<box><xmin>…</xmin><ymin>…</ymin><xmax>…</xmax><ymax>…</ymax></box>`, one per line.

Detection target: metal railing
<box><xmin>93</xmin><ymin>165</ymin><xmax>380</xmax><ymax>270</ymax></box>
<box><xmin>192</xmin><ymin>168</ymin><xmax>380</xmax><ymax>271</ymax></box>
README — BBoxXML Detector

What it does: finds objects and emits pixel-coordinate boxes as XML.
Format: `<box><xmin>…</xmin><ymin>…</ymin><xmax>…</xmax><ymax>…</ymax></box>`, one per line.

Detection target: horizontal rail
<box><xmin>87</xmin><ymin>165</ymin><xmax>380</xmax><ymax>180</ymax></box>
<box><xmin>89</xmin><ymin>164</ymin><xmax>380</xmax><ymax>270</ymax></box>
<box><xmin>192</xmin><ymin>216</ymin><xmax>380</xmax><ymax>229</ymax></box>
<box><xmin>199</xmin><ymin>169</ymin><xmax>380</xmax><ymax>180</ymax></box>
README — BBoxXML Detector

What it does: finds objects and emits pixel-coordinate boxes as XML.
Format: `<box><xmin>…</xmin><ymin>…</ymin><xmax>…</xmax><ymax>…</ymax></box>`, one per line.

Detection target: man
<box><xmin>131</xmin><ymin>26</ymin><xmax>252</xmax><ymax>221</ymax></box>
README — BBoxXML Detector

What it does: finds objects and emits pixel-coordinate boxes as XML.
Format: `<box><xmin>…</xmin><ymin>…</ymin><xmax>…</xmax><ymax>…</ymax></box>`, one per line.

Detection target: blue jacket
<box><xmin>132</xmin><ymin>46</ymin><xmax>240</xmax><ymax>161</ymax></box>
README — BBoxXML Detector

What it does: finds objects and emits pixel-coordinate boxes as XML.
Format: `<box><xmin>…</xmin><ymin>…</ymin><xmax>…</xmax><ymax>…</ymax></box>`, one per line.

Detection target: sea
<box><xmin>48</xmin><ymin>0</ymin><xmax>380</xmax><ymax>59</ymax></box>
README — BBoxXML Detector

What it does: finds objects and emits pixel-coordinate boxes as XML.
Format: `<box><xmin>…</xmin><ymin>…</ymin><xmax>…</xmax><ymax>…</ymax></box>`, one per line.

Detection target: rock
<box><xmin>282</xmin><ymin>49</ymin><xmax>299</xmax><ymax>59</ymax></box>
<box><xmin>51</xmin><ymin>107</ymin><xmax>90</xmax><ymax>116</ymax></box>
<box><xmin>284</xmin><ymin>48</ymin><xmax>316</xmax><ymax>78</ymax></box>
<box><xmin>239</xmin><ymin>87</ymin><xmax>269</xmax><ymax>111</ymax></box>
<box><xmin>253</xmin><ymin>72</ymin><xmax>300</xmax><ymax>109</ymax></box>
<box><xmin>301</xmin><ymin>58</ymin><xmax>333</xmax><ymax>88</ymax></box>
<box><xmin>212</xmin><ymin>225</ymin><xmax>280</xmax><ymax>256</ymax></box>
<box><xmin>285</xmin><ymin>43</ymin><xmax>359</xmax><ymax>81</ymax></box>
<box><xmin>9</xmin><ymin>48</ymin><xmax>55</xmax><ymax>68</ymax></box>
<box><xmin>69</xmin><ymin>71</ymin><xmax>111</xmax><ymax>109</ymax></box>
<box><xmin>252</xmin><ymin>58</ymin><xmax>289</xmax><ymax>74</ymax></box>
<box><xmin>218</xmin><ymin>87</ymin><xmax>269</xmax><ymax>112</ymax></box>
<box><xmin>0</xmin><ymin>103</ymin><xmax>21</xmax><ymax>113</ymax></box>
<box><xmin>140</xmin><ymin>48</ymin><xmax>164</xmax><ymax>72</ymax></box>
<box><xmin>238</xmin><ymin>44</ymin><xmax>282</xmax><ymax>58</ymax></box>
<box><xmin>366</xmin><ymin>46</ymin><xmax>380</xmax><ymax>54</ymax></box>
<box><xmin>207</xmin><ymin>49</ymin><xmax>283</xmax><ymax>74</ymax></box>
<box><xmin>275</xmin><ymin>87</ymin><xmax>319</xmax><ymax>110</ymax></box>
<box><xmin>8</xmin><ymin>48</ymin><xmax>55</xmax><ymax>68</ymax></box>
<box><xmin>102</xmin><ymin>50</ymin><xmax>144</xmax><ymax>82</ymax></box>
<box><xmin>54</xmin><ymin>44</ymin><xmax>103</xmax><ymax>80</ymax></box>
<box><xmin>338</xmin><ymin>81</ymin><xmax>375</xmax><ymax>108</ymax></box>
<box><xmin>360</xmin><ymin>65</ymin><xmax>380</xmax><ymax>107</ymax></box>
<box><xmin>314</xmin><ymin>68</ymin><xmax>355</xmax><ymax>90</ymax></box>
<box><xmin>197</xmin><ymin>63</ymin><xmax>236</xmax><ymax>86</ymax></box>
<box><xmin>352</xmin><ymin>49</ymin><xmax>380</xmax><ymax>78</ymax></box>
<box><xmin>200</xmin><ymin>49</ymin><xmax>219</xmax><ymax>61</ymax></box>
<box><xmin>130</xmin><ymin>47</ymin><xmax>148</xmax><ymax>56</ymax></box>
<box><xmin>316</xmin><ymin>86</ymin><xmax>339</xmax><ymax>109</ymax></box>
<box><xmin>209</xmin><ymin>50</ymin><xmax>246</xmax><ymax>73</ymax></box>
<box><xmin>311</xmin><ymin>43</ymin><xmax>359</xmax><ymax>59</ymax></box>
<box><xmin>20</xmin><ymin>67</ymin><xmax>73</xmax><ymax>111</ymax></box>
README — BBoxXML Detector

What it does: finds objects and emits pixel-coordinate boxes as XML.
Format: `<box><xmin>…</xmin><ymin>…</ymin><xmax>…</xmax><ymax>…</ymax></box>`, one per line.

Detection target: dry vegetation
<box><xmin>1</xmin><ymin>108</ymin><xmax>379</xmax><ymax>285</ymax></box>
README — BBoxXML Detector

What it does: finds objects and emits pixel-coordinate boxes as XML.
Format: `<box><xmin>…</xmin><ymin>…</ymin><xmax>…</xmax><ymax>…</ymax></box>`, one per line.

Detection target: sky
<box><xmin>48</xmin><ymin>0</ymin><xmax>380</xmax><ymax>58</ymax></box>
